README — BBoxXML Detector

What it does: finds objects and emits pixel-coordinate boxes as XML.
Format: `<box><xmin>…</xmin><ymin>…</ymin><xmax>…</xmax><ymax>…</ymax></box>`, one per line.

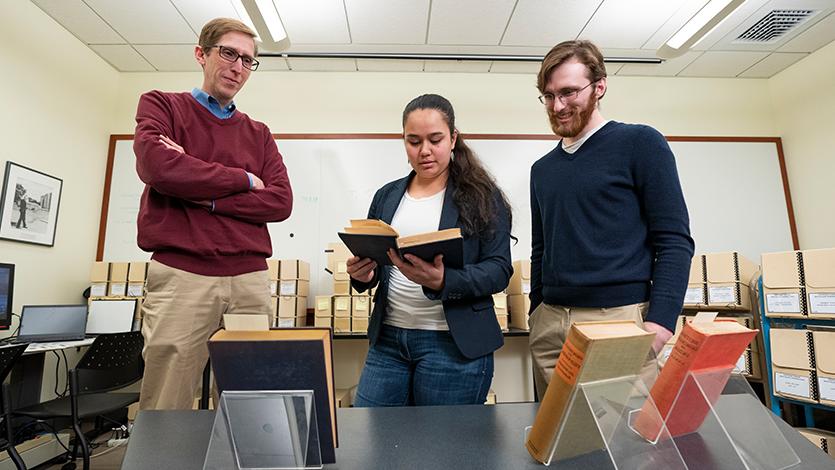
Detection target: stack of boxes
<box><xmin>322</xmin><ymin>243</ymin><xmax>373</xmax><ymax>334</ymax></box>
<box><xmin>507</xmin><ymin>260</ymin><xmax>531</xmax><ymax>331</ymax></box>
<box><xmin>769</xmin><ymin>326</ymin><xmax>835</xmax><ymax>407</ymax></box>
<box><xmin>683</xmin><ymin>252</ymin><xmax>759</xmax><ymax>310</ymax></box>
<box><xmin>272</xmin><ymin>259</ymin><xmax>310</xmax><ymax>328</ymax></box>
<box><xmin>89</xmin><ymin>261</ymin><xmax>147</xmax><ymax>319</ymax></box>
<box><xmin>763</xmin><ymin>248</ymin><xmax>835</xmax><ymax>320</ymax></box>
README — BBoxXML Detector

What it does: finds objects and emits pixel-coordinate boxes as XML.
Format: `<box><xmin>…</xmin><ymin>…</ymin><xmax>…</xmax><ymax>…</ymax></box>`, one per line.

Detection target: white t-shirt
<box><xmin>384</xmin><ymin>188</ymin><xmax>449</xmax><ymax>331</ymax></box>
<box><xmin>561</xmin><ymin>120</ymin><xmax>610</xmax><ymax>154</ymax></box>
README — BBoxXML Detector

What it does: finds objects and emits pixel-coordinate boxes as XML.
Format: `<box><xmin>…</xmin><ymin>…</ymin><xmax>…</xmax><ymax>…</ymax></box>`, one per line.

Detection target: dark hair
<box><xmin>402</xmin><ymin>94</ymin><xmax>513</xmax><ymax>238</ymax></box>
<box><xmin>537</xmin><ymin>40</ymin><xmax>607</xmax><ymax>99</ymax></box>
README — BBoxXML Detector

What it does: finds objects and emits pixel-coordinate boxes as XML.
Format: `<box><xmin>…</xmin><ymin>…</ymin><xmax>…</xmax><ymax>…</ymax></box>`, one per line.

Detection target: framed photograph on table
<box><xmin>0</xmin><ymin>162</ymin><xmax>63</xmax><ymax>246</ymax></box>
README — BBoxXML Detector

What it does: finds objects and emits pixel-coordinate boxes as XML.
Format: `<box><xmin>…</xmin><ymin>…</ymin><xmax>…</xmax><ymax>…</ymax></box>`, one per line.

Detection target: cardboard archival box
<box><xmin>492</xmin><ymin>293</ymin><xmax>508</xmax><ymax>315</ymax></box>
<box><xmin>276</xmin><ymin>316</ymin><xmax>306</xmax><ymax>328</ymax></box>
<box><xmin>315</xmin><ymin>296</ymin><xmax>332</xmax><ymax>317</ymax></box>
<box><xmin>333</xmin><ymin>296</ymin><xmax>351</xmax><ymax>318</ymax></box>
<box><xmin>127</xmin><ymin>261</ymin><xmax>147</xmax><ymax>298</ymax></box>
<box><xmin>484</xmin><ymin>389</ymin><xmax>497</xmax><ymax>405</ymax></box>
<box><xmin>508</xmin><ymin>294</ymin><xmax>531</xmax><ymax>330</ymax></box>
<box><xmin>326</xmin><ymin>242</ymin><xmax>352</xmax><ymax>277</ymax></box>
<box><xmin>280</xmin><ymin>259</ymin><xmax>310</xmax><ymax>281</ymax></box>
<box><xmin>223</xmin><ymin>314</ymin><xmax>270</xmax><ymax>331</ymax></box>
<box><xmin>278</xmin><ymin>296</ymin><xmax>307</xmax><ymax>318</ymax></box>
<box><xmin>333</xmin><ymin>280</ymin><xmax>350</xmax><ymax>296</ymax></box>
<box><xmin>333</xmin><ymin>317</ymin><xmax>350</xmax><ymax>333</ymax></box>
<box><xmin>705</xmin><ymin>251</ymin><xmax>758</xmax><ymax>310</ymax></box>
<box><xmin>279</xmin><ymin>279</ymin><xmax>309</xmax><ymax>297</ymax></box>
<box><xmin>351</xmin><ymin>316</ymin><xmax>368</xmax><ymax>333</ymax></box>
<box><xmin>208</xmin><ymin>328</ymin><xmax>337</xmax><ymax>464</ymax></box>
<box><xmin>333</xmin><ymin>260</ymin><xmax>349</xmax><ymax>282</ymax></box>
<box><xmin>525</xmin><ymin>320</ymin><xmax>654</xmax><ymax>463</ymax></box>
<box><xmin>90</xmin><ymin>261</ymin><xmax>109</xmax><ymax>297</ymax></box>
<box><xmin>108</xmin><ymin>262</ymin><xmax>129</xmax><ymax>297</ymax></box>
<box><xmin>352</xmin><ymin>296</ymin><xmax>370</xmax><ymax>317</ymax></box>
<box><xmin>811</xmin><ymin>329</ymin><xmax>835</xmax><ymax>407</ymax></box>
<box><xmin>803</xmin><ymin>248</ymin><xmax>835</xmax><ymax>319</ymax></box>
<box><xmin>770</xmin><ymin>328</ymin><xmax>817</xmax><ymax>403</ymax></box>
<box><xmin>797</xmin><ymin>428</ymin><xmax>835</xmax><ymax>456</ymax></box>
<box><xmin>507</xmin><ymin>260</ymin><xmax>531</xmax><ymax>295</ymax></box>
<box><xmin>684</xmin><ymin>255</ymin><xmax>707</xmax><ymax>307</ymax></box>
<box><xmin>266</xmin><ymin>259</ymin><xmax>280</xmax><ymax>280</ymax></box>
<box><xmin>335</xmin><ymin>388</ymin><xmax>352</xmax><ymax>408</ymax></box>
<box><xmin>496</xmin><ymin>314</ymin><xmax>508</xmax><ymax>331</ymax></box>
<box><xmin>733</xmin><ymin>348</ymin><xmax>761</xmax><ymax>379</ymax></box>
<box><xmin>314</xmin><ymin>315</ymin><xmax>332</xmax><ymax>328</ymax></box>
<box><xmin>762</xmin><ymin>250</ymin><xmax>805</xmax><ymax>318</ymax></box>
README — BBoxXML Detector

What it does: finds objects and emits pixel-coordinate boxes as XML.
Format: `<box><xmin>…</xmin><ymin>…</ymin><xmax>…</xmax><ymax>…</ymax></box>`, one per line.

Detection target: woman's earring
<box><xmin>450</xmin><ymin>151</ymin><xmax>455</xmax><ymax>161</ymax></box>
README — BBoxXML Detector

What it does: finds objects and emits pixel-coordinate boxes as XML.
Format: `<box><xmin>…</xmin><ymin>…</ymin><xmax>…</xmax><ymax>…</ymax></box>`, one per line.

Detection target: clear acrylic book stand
<box><xmin>525</xmin><ymin>369</ymin><xmax>800</xmax><ymax>469</ymax></box>
<box><xmin>203</xmin><ymin>390</ymin><xmax>323</xmax><ymax>470</ymax></box>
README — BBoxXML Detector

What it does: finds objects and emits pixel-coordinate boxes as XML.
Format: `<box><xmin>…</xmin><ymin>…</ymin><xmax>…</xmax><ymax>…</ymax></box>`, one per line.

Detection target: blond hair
<box><xmin>199</xmin><ymin>18</ymin><xmax>258</xmax><ymax>56</ymax></box>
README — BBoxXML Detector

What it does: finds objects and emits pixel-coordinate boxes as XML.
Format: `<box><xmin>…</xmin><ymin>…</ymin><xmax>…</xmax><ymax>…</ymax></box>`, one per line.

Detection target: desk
<box><xmin>24</xmin><ymin>338</ymin><xmax>94</xmax><ymax>354</ymax></box>
<box><xmin>122</xmin><ymin>403</ymin><xmax>833</xmax><ymax>469</ymax></box>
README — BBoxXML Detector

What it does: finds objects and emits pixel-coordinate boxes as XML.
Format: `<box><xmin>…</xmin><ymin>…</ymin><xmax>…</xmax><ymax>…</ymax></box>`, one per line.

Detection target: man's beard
<box><xmin>548</xmin><ymin>92</ymin><xmax>598</xmax><ymax>139</ymax></box>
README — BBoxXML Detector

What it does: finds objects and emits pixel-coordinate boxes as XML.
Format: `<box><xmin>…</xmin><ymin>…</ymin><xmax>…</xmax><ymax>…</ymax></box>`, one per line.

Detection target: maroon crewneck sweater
<box><xmin>134</xmin><ymin>90</ymin><xmax>293</xmax><ymax>276</ymax></box>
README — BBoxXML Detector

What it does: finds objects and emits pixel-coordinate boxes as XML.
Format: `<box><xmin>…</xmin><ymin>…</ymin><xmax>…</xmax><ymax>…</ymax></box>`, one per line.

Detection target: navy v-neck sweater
<box><xmin>529</xmin><ymin>121</ymin><xmax>694</xmax><ymax>332</ymax></box>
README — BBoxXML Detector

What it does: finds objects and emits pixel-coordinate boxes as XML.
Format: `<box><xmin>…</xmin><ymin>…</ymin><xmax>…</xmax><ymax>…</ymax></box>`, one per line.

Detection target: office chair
<box><xmin>13</xmin><ymin>331</ymin><xmax>144</xmax><ymax>470</ymax></box>
<box><xmin>0</xmin><ymin>344</ymin><xmax>28</xmax><ymax>469</ymax></box>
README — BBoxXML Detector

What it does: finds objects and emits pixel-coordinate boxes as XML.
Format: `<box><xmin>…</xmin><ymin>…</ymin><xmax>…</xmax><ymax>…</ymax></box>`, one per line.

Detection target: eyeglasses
<box><xmin>538</xmin><ymin>81</ymin><xmax>597</xmax><ymax>105</ymax></box>
<box><xmin>208</xmin><ymin>45</ymin><xmax>260</xmax><ymax>71</ymax></box>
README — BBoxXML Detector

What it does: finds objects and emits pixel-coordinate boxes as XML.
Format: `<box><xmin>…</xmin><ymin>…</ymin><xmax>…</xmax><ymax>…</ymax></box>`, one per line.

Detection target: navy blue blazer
<box><xmin>351</xmin><ymin>172</ymin><xmax>513</xmax><ymax>359</ymax></box>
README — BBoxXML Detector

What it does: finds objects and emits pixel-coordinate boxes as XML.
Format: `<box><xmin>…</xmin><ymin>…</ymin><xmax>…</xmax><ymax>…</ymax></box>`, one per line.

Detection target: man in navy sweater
<box><xmin>528</xmin><ymin>40</ymin><xmax>694</xmax><ymax>398</ymax></box>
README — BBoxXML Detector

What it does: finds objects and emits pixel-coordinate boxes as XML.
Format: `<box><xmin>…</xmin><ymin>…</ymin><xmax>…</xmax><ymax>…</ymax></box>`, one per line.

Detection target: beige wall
<box><xmin>0</xmin><ymin>2</ymin><xmax>119</xmax><ymax>327</ymax></box>
<box><xmin>768</xmin><ymin>40</ymin><xmax>835</xmax><ymax>250</ymax></box>
<box><xmin>112</xmin><ymin>71</ymin><xmax>776</xmax><ymax>136</ymax></box>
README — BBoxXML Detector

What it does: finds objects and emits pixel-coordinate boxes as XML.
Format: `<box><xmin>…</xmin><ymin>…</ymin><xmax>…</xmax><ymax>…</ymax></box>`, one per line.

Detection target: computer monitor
<box><xmin>0</xmin><ymin>263</ymin><xmax>13</xmax><ymax>330</ymax></box>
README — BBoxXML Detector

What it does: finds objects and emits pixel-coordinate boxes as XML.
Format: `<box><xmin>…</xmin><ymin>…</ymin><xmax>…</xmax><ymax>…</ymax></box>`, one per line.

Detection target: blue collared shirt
<box><xmin>191</xmin><ymin>88</ymin><xmax>236</xmax><ymax>119</ymax></box>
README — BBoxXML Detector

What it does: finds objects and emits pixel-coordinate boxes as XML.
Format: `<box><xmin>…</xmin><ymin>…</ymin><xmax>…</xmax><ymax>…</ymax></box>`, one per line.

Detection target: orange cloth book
<box><xmin>633</xmin><ymin>318</ymin><xmax>757</xmax><ymax>441</ymax></box>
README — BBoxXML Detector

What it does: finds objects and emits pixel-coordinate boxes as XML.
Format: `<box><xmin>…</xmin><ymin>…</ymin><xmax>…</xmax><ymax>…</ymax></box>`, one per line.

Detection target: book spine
<box><xmin>525</xmin><ymin>328</ymin><xmax>590</xmax><ymax>463</ymax></box>
<box><xmin>632</xmin><ymin>324</ymin><xmax>705</xmax><ymax>440</ymax></box>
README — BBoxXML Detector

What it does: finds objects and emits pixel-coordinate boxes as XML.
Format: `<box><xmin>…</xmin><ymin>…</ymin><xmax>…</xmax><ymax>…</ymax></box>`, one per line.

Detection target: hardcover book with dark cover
<box><xmin>338</xmin><ymin>219</ymin><xmax>463</xmax><ymax>268</ymax></box>
<box><xmin>208</xmin><ymin>328</ymin><xmax>337</xmax><ymax>464</ymax></box>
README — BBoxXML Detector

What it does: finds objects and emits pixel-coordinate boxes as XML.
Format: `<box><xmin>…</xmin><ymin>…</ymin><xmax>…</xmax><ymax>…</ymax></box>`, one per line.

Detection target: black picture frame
<box><xmin>0</xmin><ymin>161</ymin><xmax>63</xmax><ymax>246</ymax></box>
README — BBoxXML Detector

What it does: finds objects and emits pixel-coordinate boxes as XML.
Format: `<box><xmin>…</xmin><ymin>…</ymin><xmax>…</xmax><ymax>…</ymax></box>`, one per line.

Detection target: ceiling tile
<box><xmin>32</xmin><ymin>0</ymin><xmax>123</xmax><ymax>44</ymax></box>
<box><xmin>502</xmin><ymin>0</ymin><xmax>603</xmax><ymax>47</ymax></box>
<box><xmin>275</xmin><ymin>0</ymin><xmax>350</xmax><ymax>44</ymax></box>
<box><xmin>580</xmin><ymin>0</ymin><xmax>688</xmax><ymax>49</ymax></box>
<box><xmin>617</xmin><ymin>50</ymin><xmax>702</xmax><ymax>76</ymax></box>
<box><xmin>708</xmin><ymin>2</ymin><xmax>835</xmax><ymax>52</ymax></box>
<box><xmin>134</xmin><ymin>45</ymin><xmax>200</xmax><ymax>72</ymax></box>
<box><xmin>424</xmin><ymin>60</ymin><xmax>491</xmax><ymax>72</ymax></box>
<box><xmin>737</xmin><ymin>52</ymin><xmax>806</xmax><ymax>78</ymax></box>
<box><xmin>287</xmin><ymin>58</ymin><xmax>357</xmax><ymax>71</ymax></box>
<box><xmin>170</xmin><ymin>0</ymin><xmax>240</xmax><ymax>37</ymax></box>
<box><xmin>84</xmin><ymin>0</ymin><xmax>196</xmax><ymax>44</ymax></box>
<box><xmin>345</xmin><ymin>0</ymin><xmax>430</xmax><ymax>44</ymax></box>
<box><xmin>677</xmin><ymin>51</ymin><xmax>769</xmax><ymax>77</ymax></box>
<box><xmin>356</xmin><ymin>59</ymin><xmax>425</xmax><ymax>72</ymax></box>
<box><xmin>489</xmin><ymin>61</ymin><xmax>541</xmax><ymax>74</ymax></box>
<box><xmin>778</xmin><ymin>10</ymin><xmax>835</xmax><ymax>53</ymax></box>
<box><xmin>253</xmin><ymin>56</ymin><xmax>290</xmax><ymax>71</ymax></box>
<box><xmin>428</xmin><ymin>0</ymin><xmax>516</xmax><ymax>45</ymax></box>
<box><xmin>89</xmin><ymin>44</ymin><xmax>155</xmax><ymax>71</ymax></box>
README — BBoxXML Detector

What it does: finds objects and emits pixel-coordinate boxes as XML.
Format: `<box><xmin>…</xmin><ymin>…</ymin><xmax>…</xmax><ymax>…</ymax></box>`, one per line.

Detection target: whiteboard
<box><xmin>99</xmin><ymin>135</ymin><xmax>795</xmax><ymax>299</ymax></box>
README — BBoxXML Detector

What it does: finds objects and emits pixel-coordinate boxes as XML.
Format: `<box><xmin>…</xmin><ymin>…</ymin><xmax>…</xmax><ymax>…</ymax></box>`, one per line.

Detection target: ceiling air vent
<box><xmin>735</xmin><ymin>9</ymin><xmax>817</xmax><ymax>43</ymax></box>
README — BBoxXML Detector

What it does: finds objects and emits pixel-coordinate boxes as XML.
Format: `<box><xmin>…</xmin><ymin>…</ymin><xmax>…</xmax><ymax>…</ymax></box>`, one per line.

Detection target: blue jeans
<box><xmin>354</xmin><ymin>324</ymin><xmax>494</xmax><ymax>407</ymax></box>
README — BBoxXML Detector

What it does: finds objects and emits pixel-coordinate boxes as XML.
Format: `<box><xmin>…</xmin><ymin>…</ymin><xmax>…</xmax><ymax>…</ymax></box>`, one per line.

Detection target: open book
<box><xmin>337</xmin><ymin>219</ymin><xmax>464</xmax><ymax>269</ymax></box>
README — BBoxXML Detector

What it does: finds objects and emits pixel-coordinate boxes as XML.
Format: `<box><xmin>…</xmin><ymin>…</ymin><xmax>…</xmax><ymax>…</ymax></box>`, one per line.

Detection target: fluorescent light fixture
<box><xmin>254</xmin><ymin>0</ymin><xmax>287</xmax><ymax>43</ymax></box>
<box><xmin>232</xmin><ymin>0</ymin><xmax>291</xmax><ymax>52</ymax></box>
<box><xmin>658</xmin><ymin>0</ymin><xmax>745</xmax><ymax>59</ymax></box>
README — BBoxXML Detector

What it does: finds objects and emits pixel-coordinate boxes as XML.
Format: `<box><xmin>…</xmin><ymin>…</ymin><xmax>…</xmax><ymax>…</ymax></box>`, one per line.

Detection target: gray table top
<box><xmin>122</xmin><ymin>402</ymin><xmax>834</xmax><ymax>469</ymax></box>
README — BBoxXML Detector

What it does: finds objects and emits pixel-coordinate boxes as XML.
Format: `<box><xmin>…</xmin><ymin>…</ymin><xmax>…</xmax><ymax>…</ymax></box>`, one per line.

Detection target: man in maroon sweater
<box><xmin>133</xmin><ymin>18</ymin><xmax>293</xmax><ymax>410</ymax></box>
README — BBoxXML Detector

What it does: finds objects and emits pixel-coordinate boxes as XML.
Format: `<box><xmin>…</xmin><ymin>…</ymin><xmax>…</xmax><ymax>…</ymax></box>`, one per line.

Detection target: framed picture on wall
<box><xmin>0</xmin><ymin>161</ymin><xmax>63</xmax><ymax>246</ymax></box>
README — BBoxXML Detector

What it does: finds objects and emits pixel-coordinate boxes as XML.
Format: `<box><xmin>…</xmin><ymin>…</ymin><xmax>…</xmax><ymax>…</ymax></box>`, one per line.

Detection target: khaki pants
<box><xmin>139</xmin><ymin>260</ymin><xmax>272</xmax><ymax>410</ymax></box>
<box><xmin>529</xmin><ymin>302</ymin><xmax>656</xmax><ymax>401</ymax></box>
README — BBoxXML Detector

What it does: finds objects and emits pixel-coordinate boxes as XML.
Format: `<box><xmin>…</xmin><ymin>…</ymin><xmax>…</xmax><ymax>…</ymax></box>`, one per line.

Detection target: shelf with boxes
<box><xmin>268</xmin><ymin>258</ymin><xmax>311</xmax><ymax>328</ymax></box>
<box><xmin>88</xmin><ymin>261</ymin><xmax>148</xmax><ymax>320</ymax></box>
<box><xmin>679</xmin><ymin>251</ymin><xmax>768</xmax><ymax>392</ymax></box>
<box><xmin>759</xmin><ymin>248</ymin><xmax>835</xmax><ymax>429</ymax></box>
